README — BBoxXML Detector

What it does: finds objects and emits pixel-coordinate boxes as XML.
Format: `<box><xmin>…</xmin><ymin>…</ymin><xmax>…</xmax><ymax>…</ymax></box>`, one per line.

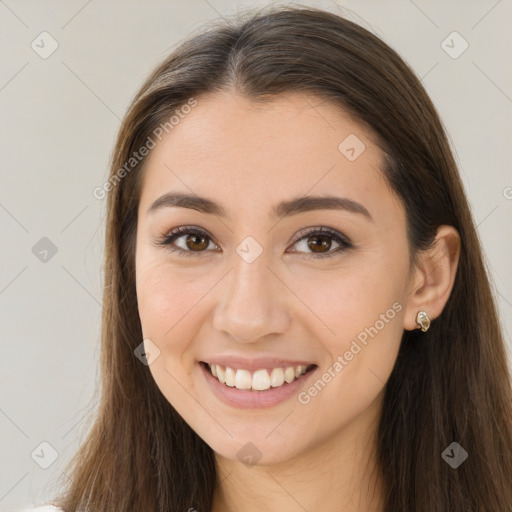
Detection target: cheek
<box><xmin>135</xmin><ymin>256</ymin><xmax>215</xmax><ymax>360</ymax></box>
<box><xmin>291</xmin><ymin>252</ymin><xmax>406</xmax><ymax>336</ymax></box>
<box><xmin>292</xmin><ymin>281</ymin><xmax>404</xmax><ymax>441</ymax></box>
<box><xmin>135</xmin><ymin>259</ymin><xmax>207</xmax><ymax>414</ymax></box>
<box><xmin>291</xmin><ymin>251</ymin><xmax>406</xmax><ymax>395</ymax></box>
<box><xmin>136</xmin><ymin>259</ymin><xmax>176</xmax><ymax>337</ymax></box>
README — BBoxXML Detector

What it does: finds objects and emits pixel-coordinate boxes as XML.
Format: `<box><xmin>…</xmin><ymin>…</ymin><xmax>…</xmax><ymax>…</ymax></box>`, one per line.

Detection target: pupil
<box><xmin>187</xmin><ymin>234</ymin><xmax>207</xmax><ymax>251</ymax></box>
<box><xmin>309</xmin><ymin>235</ymin><xmax>330</xmax><ymax>253</ymax></box>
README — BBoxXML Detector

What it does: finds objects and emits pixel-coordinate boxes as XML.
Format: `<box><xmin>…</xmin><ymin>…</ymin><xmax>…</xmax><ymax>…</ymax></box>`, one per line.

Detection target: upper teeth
<box><xmin>207</xmin><ymin>363</ymin><xmax>309</xmax><ymax>390</ymax></box>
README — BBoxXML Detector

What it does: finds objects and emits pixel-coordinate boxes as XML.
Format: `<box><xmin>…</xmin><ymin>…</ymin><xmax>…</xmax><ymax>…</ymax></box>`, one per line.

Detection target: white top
<box><xmin>19</xmin><ymin>506</ymin><xmax>63</xmax><ymax>512</ymax></box>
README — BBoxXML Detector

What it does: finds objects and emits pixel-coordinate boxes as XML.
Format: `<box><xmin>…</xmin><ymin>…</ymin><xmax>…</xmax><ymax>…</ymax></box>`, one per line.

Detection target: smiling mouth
<box><xmin>201</xmin><ymin>361</ymin><xmax>317</xmax><ymax>391</ymax></box>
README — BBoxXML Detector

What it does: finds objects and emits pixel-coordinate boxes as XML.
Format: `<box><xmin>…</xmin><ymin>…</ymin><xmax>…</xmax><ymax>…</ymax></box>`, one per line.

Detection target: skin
<box><xmin>135</xmin><ymin>89</ymin><xmax>460</xmax><ymax>512</ymax></box>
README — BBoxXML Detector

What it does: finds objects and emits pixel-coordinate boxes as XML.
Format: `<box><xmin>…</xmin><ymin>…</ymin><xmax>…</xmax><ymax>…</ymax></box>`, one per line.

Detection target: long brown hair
<box><xmin>48</xmin><ymin>5</ymin><xmax>512</xmax><ymax>511</ymax></box>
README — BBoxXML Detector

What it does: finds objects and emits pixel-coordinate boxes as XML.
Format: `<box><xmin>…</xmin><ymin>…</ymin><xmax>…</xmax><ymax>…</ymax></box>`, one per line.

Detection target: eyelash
<box><xmin>154</xmin><ymin>225</ymin><xmax>353</xmax><ymax>259</ymax></box>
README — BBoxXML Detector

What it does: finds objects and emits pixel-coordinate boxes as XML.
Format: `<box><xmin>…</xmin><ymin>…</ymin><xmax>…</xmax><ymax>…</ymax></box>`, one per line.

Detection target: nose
<box><xmin>212</xmin><ymin>252</ymin><xmax>290</xmax><ymax>343</ymax></box>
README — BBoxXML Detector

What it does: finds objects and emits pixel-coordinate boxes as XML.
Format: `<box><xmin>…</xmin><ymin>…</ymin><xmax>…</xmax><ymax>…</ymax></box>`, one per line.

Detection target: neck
<box><xmin>211</xmin><ymin>394</ymin><xmax>385</xmax><ymax>512</ymax></box>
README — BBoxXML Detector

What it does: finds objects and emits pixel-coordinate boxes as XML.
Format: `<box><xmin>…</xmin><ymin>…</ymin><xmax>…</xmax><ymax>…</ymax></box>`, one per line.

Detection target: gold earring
<box><xmin>416</xmin><ymin>310</ymin><xmax>431</xmax><ymax>332</ymax></box>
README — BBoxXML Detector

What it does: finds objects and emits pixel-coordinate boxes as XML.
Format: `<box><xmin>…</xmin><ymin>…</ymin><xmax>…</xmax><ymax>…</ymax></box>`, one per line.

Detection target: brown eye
<box><xmin>184</xmin><ymin>232</ymin><xmax>209</xmax><ymax>251</ymax></box>
<box><xmin>289</xmin><ymin>227</ymin><xmax>352</xmax><ymax>259</ymax></box>
<box><xmin>306</xmin><ymin>234</ymin><xmax>334</xmax><ymax>253</ymax></box>
<box><xmin>155</xmin><ymin>226</ymin><xmax>218</xmax><ymax>257</ymax></box>
<box><xmin>155</xmin><ymin>225</ymin><xmax>352</xmax><ymax>259</ymax></box>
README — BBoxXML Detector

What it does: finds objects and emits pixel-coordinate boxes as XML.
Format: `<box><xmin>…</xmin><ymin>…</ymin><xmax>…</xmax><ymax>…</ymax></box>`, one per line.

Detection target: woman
<box><xmin>29</xmin><ymin>5</ymin><xmax>512</xmax><ymax>511</ymax></box>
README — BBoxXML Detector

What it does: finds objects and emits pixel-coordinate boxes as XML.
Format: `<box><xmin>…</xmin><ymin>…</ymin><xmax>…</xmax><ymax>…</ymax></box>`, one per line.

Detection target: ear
<box><xmin>403</xmin><ymin>225</ymin><xmax>461</xmax><ymax>331</ymax></box>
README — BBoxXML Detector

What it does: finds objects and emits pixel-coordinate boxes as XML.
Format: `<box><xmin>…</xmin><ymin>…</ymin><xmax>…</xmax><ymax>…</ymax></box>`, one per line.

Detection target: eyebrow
<box><xmin>146</xmin><ymin>192</ymin><xmax>373</xmax><ymax>222</ymax></box>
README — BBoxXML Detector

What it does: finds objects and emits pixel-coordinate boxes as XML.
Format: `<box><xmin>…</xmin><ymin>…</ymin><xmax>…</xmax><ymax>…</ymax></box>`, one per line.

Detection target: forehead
<box><xmin>137</xmin><ymin>90</ymin><xmax>397</xmax><ymax>224</ymax></box>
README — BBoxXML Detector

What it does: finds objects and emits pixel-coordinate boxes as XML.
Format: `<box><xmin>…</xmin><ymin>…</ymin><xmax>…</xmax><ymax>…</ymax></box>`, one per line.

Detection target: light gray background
<box><xmin>1</xmin><ymin>0</ymin><xmax>511</xmax><ymax>510</ymax></box>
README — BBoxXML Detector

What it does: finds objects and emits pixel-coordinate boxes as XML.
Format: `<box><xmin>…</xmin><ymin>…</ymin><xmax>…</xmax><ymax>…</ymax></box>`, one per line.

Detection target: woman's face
<box><xmin>135</xmin><ymin>90</ymin><xmax>412</xmax><ymax>465</ymax></box>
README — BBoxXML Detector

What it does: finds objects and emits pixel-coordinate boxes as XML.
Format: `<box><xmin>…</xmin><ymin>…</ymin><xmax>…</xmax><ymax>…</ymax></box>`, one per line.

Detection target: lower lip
<box><xmin>199</xmin><ymin>362</ymin><xmax>318</xmax><ymax>409</ymax></box>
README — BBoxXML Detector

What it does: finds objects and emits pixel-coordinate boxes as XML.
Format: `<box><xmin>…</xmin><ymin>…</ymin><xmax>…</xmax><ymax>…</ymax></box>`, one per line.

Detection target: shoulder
<box><xmin>19</xmin><ymin>506</ymin><xmax>64</xmax><ymax>512</ymax></box>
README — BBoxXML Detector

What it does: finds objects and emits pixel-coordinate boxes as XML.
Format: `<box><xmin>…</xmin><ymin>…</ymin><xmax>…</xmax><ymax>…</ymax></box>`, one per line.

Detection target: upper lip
<box><xmin>201</xmin><ymin>356</ymin><xmax>316</xmax><ymax>371</ymax></box>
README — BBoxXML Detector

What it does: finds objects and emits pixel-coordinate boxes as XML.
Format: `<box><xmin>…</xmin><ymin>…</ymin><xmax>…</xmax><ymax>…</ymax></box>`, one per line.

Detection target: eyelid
<box><xmin>153</xmin><ymin>226</ymin><xmax>220</xmax><ymax>255</ymax></box>
<box><xmin>154</xmin><ymin>225</ymin><xmax>352</xmax><ymax>258</ymax></box>
<box><xmin>289</xmin><ymin>226</ymin><xmax>351</xmax><ymax>247</ymax></box>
